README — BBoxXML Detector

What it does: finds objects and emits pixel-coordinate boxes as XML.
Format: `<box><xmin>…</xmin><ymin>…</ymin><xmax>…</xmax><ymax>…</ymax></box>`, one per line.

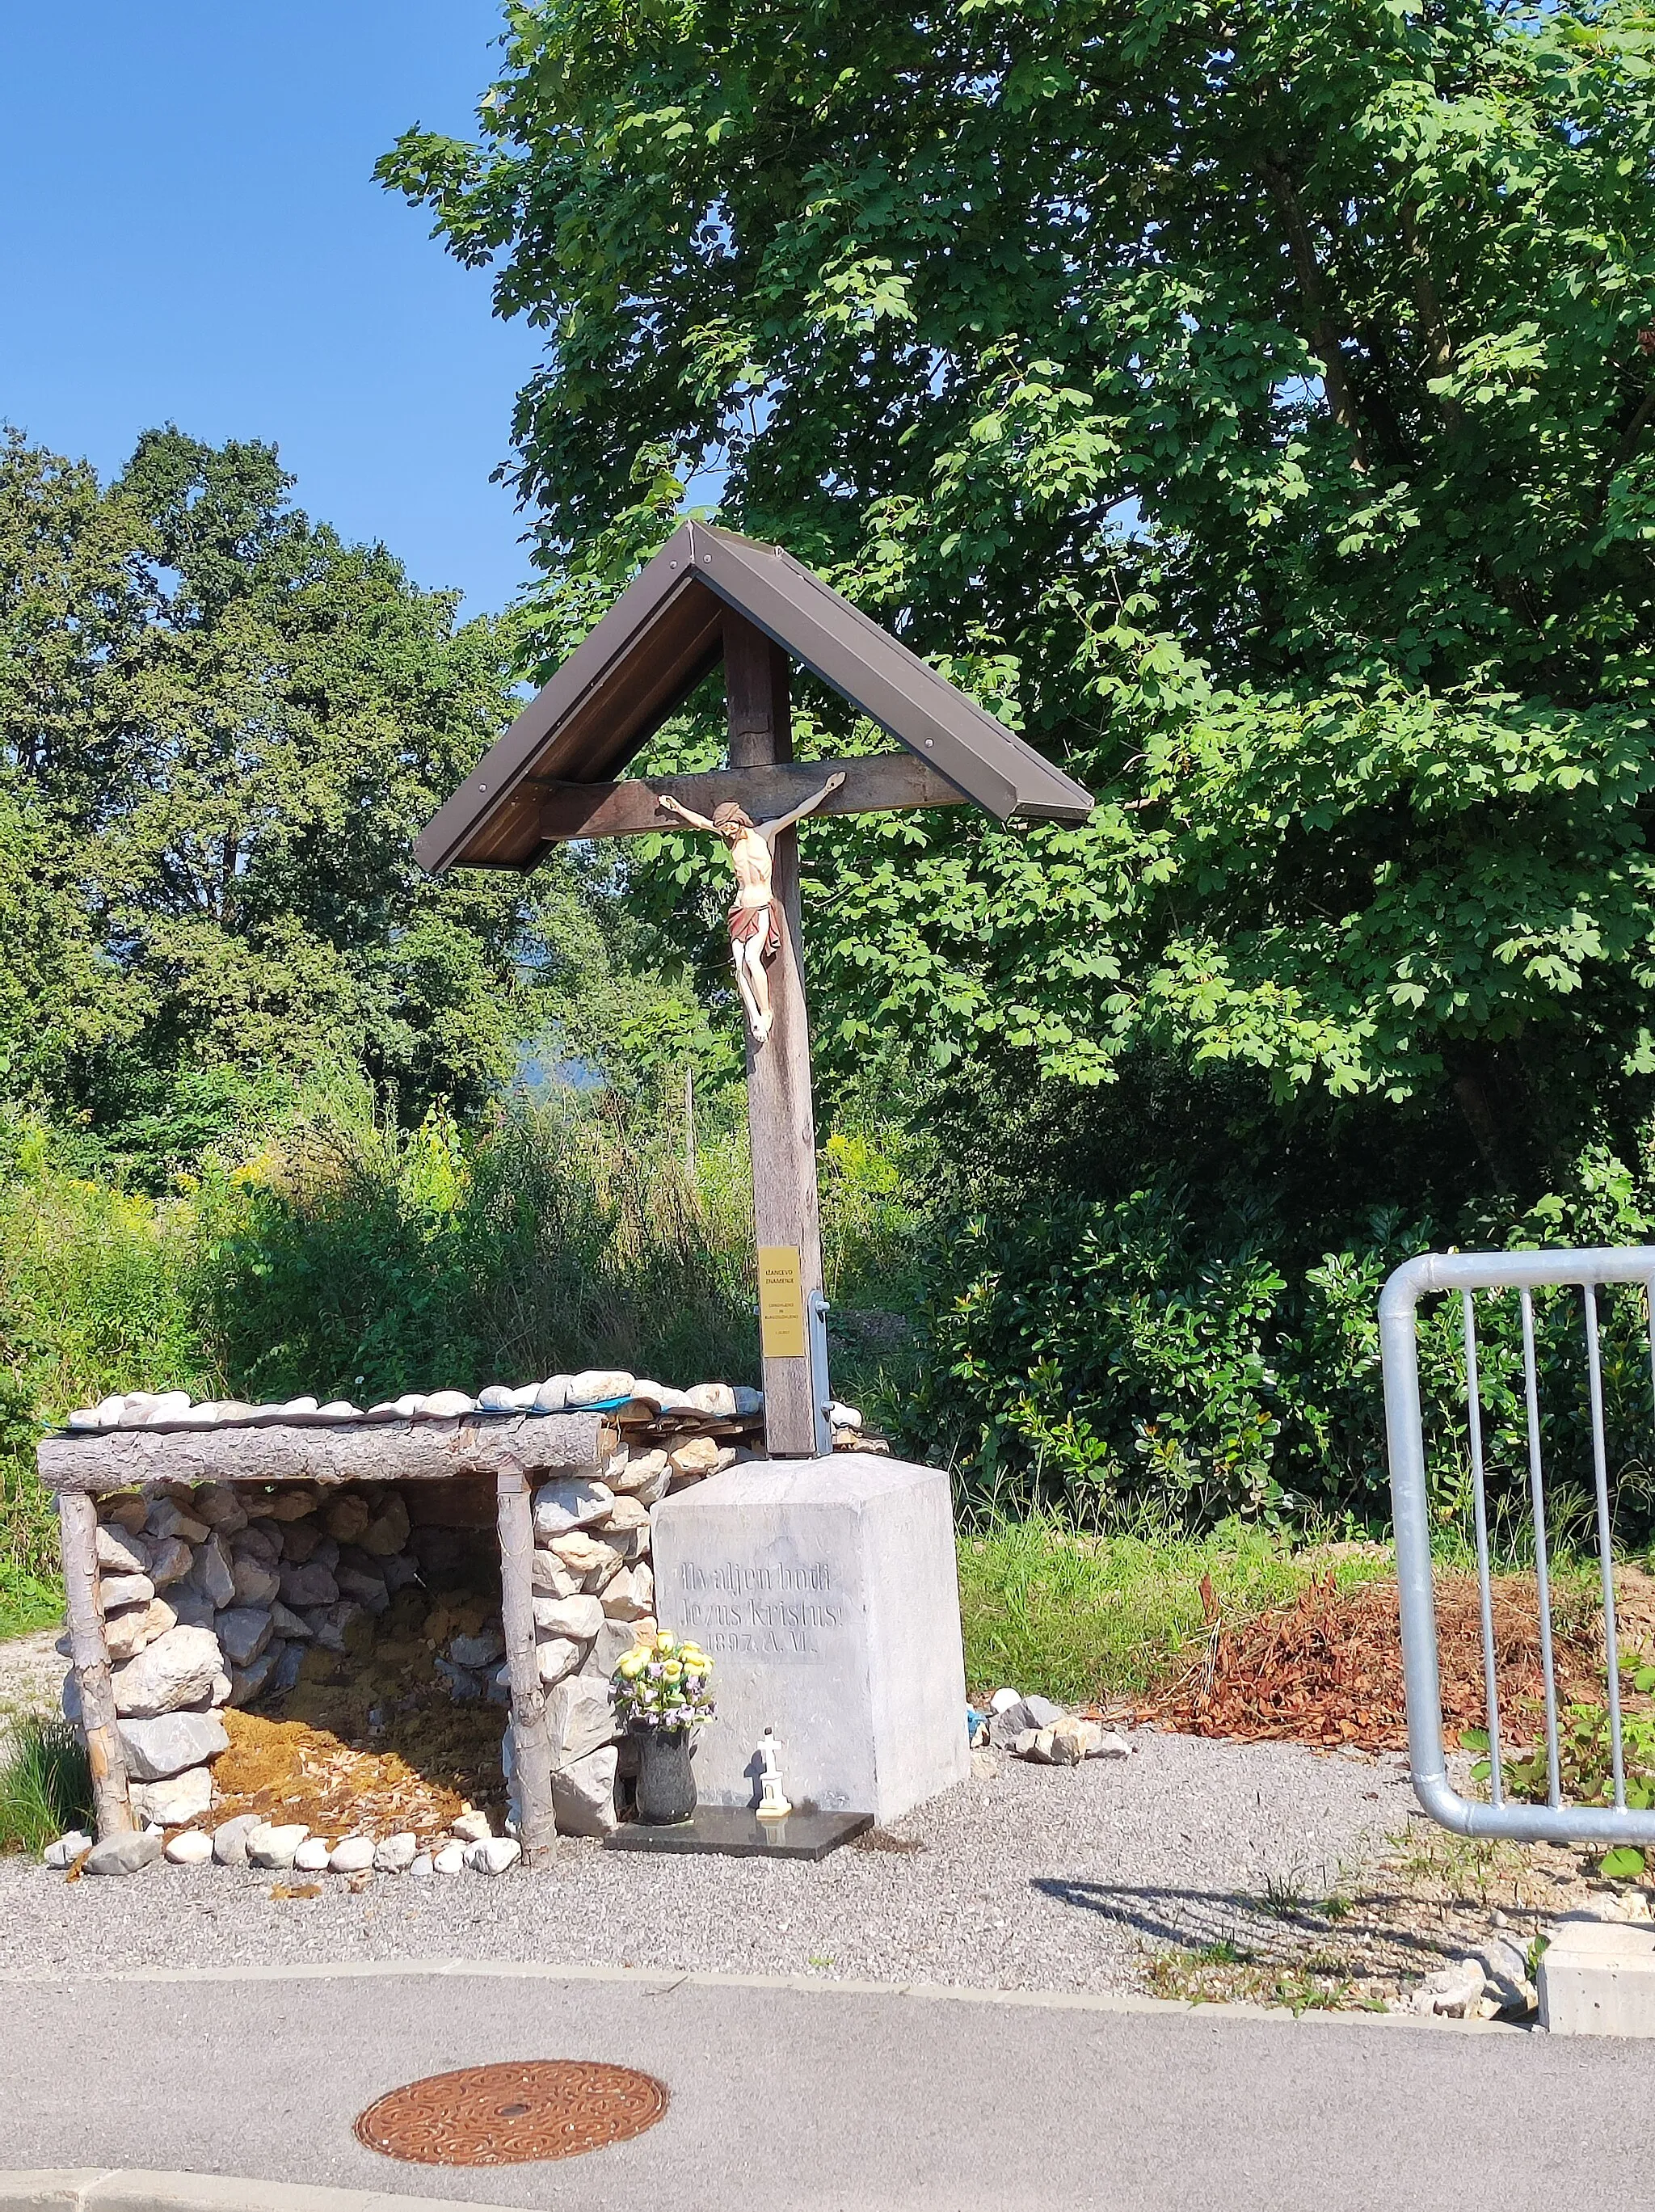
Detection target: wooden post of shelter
<box><xmin>495</xmin><ymin>1467</ymin><xmax>558</xmax><ymax>1864</ymax></box>
<box><xmin>58</xmin><ymin>1489</ymin><xmax>135</xmax><ymax>1839</ymax></box>
<box><xmin>412</xmin><ymin>522</ymin><xmax>1094</xmax><ymax>1459</ymax></box>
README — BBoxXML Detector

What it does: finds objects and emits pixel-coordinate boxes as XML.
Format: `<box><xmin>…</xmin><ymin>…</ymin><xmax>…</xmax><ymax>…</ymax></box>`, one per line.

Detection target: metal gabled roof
<box><xmin>415</xmin><ymin>520</ymin><xmax>1094</xmax><ymax>872</ymax></box>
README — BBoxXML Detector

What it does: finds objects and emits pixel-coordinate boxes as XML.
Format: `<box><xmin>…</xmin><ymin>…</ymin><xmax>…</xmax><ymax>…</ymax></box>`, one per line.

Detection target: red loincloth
<box><xmin>728</xmin><ymin>899</ymin><xmax>782</xmax><ymax>964</ymax></box>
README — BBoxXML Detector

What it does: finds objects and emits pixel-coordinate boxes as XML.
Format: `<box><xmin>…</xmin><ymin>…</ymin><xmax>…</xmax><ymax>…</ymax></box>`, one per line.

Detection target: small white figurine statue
<box><xmin>756</xmin><ymin>1727</ymin><xmax>793</xmax><ymax>1822</ymax></box>
<box><xmin>651</xmin><ymin>772</ymin><xmax>846</xmax><ymax>1046</ymax></box>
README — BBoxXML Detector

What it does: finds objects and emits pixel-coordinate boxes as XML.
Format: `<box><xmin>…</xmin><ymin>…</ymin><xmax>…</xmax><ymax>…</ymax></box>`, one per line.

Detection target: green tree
<box><xmin>382</xmin><ymin>0</ymin><xmax>1655</xmax><ymax>1195</ymax></box>
<box><xmin>0</xmin><ymin>425</ymin><xmax>559</xmax><ymax>1162</ymax></box>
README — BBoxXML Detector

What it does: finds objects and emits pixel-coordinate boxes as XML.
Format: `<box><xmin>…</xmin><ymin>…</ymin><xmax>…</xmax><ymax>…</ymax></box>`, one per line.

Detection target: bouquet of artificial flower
<box><xmin>609</xmin><ymin>1629</ymin><xmax>716</xmax><ymax>1732</ymax></box>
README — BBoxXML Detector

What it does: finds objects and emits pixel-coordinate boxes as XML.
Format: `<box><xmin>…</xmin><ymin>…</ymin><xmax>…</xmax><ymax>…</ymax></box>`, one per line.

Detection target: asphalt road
<box><xmin>0</xmin><ymin>1962</ymin><xmax>1649</xmax><ymax>2210</ymax></box>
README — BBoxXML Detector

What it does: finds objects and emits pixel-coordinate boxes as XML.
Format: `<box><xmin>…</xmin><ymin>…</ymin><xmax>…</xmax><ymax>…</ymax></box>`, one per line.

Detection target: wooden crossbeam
<box><xmin>533</xmin><ymin>752</ymin><xmax>967</xmax><ymax>844</ymax></box>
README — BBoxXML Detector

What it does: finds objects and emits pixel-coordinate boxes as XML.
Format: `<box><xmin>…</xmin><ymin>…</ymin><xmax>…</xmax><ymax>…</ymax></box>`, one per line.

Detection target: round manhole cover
<box><xmin>356</xmin><ymin>2059</ymin><xmax>669</xmax><ymax>2164</ymax></box>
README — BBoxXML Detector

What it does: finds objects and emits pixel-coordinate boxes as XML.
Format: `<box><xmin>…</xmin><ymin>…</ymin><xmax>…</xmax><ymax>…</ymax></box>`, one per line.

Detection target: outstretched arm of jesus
<box><xmin>760</xmin><ymin>771</ymin><xmax>847</xmax><ymax>843</ymax></box>
<box><xmin>652</xmin><ymin>790</ymin><xmax>722</xmax><ymax>835</ymax></box>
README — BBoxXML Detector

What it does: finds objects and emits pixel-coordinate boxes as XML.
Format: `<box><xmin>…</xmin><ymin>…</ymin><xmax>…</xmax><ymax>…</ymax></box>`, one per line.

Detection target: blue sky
<box><xmin>1</xmin><ymin>2</ymin><xmax>539</xmax><ymax>617</ymax></box>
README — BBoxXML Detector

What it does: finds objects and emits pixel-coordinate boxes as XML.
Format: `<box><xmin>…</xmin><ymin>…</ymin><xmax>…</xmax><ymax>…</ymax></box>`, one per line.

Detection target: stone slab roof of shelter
<box><xmin>415</xmin><ymin>520</ymin><xmax>1094</xmax><ymax>874</ymax></box>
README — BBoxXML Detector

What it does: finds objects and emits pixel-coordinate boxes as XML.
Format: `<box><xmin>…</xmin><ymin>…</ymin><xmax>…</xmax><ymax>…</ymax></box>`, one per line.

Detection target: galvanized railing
<box><xmin>1382</xmin><ymin>1246</ymin><xmax>1655</xmax><ymax>1844</ymax></box>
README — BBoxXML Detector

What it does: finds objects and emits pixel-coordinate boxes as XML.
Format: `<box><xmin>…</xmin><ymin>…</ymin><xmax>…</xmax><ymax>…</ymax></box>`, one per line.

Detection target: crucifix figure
<box><xmin>415</xmin><ymin>520</ymin><xmax>1092</xmax><ymax>1459</ymax></box>
<box><xmin>651</xmin><ymin>773</ymin><xmax>846</xmax><ymax>1044</ymax></box>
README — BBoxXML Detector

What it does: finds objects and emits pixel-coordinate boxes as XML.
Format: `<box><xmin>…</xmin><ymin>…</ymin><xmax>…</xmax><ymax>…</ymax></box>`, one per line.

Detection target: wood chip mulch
<box><xmin>1144</xmin><ymin>1567</ymin><xmax>1647</xmax><ymax>1751</ymax></box>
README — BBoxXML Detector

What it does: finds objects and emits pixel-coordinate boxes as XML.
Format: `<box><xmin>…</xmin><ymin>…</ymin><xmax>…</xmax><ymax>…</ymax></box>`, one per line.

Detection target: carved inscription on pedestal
<box><xmin>673</xmin><ymin>1559</ymin><xmax>844</xmax><ymax>1658</ymax></box>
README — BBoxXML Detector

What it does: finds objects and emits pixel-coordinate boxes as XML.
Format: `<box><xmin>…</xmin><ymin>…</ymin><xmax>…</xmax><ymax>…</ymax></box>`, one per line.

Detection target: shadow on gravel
<box><xmin>1032</xmin><ymin>1877</ymin><xmax>1464</xmax><ymax>1974</ymax></box>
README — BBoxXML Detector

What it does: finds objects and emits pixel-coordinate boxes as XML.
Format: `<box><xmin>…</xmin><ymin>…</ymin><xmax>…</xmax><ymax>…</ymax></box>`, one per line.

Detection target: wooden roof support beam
<box><xmin>535</xmin><ymin>752</ymin><xmax>968</xmax><ymax>844</ymax></box>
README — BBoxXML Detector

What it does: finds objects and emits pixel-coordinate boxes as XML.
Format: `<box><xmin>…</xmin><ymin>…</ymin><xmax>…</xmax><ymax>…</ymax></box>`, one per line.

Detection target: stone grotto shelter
<box><xmin>37</xmin><ymin>1373</ymin><xmax>802</xmax><ymax>1867</ymax></box>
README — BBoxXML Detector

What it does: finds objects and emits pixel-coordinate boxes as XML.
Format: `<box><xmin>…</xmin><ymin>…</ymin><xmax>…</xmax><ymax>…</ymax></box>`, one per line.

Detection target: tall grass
<box><xmin>958</xmin><ymin>1512</ymin><xmax>1395</xmax><ymax>1705</ymax></box>
<box><xmin>0</xmin><ymin>1717</ymin><xmax>91</xmax><ymax>1853</ymax></box>
<box><xmin>0</xmin><ymin>1081</ymin><xmax>924</xmax><ymax>1585</ymax></box>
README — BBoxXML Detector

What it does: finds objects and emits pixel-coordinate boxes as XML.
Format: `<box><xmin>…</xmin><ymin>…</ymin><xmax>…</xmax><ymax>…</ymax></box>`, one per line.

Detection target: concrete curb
<box><xmin>0</xmin><ymin>1955</ymin><xmax>1522</xmax><ymax>2033</ymax></box>
<box><xmin>0</xmin><ymin>2176</ymin><xmax>526</xmax><ymax>2212</ymax></box>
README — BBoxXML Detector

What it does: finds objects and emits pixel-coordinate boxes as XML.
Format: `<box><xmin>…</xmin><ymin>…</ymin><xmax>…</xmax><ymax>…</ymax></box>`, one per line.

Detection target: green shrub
<box><xmin>0</xmin><ymin>1717</ymin><xmax>91</xmax><ymax>1855</ymax></box>
<box><xmin>903</xmin><ymin>1145</ymin><xmax>1655</xmax><ymax>1535</ymax></box>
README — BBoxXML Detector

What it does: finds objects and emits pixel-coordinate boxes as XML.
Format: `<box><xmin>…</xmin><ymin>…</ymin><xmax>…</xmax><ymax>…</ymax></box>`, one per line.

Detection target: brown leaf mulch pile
<box><xmin>1146</xmin><ymin>1567</ymin><xmax>1648</xmax><ymax>1751</ymax></box>
<box><xmin>204</xmin><ymin>1629</ymin><xmax>508</xmax><ymax>1843</ymax></box>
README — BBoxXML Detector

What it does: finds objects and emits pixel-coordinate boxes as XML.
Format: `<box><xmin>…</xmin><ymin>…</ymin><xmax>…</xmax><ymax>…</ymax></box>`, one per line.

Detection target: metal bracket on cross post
<box><xmin>808</xmin><ymin>1289</ymin><xmax>832</xmax><ymax>1457</ymax></box>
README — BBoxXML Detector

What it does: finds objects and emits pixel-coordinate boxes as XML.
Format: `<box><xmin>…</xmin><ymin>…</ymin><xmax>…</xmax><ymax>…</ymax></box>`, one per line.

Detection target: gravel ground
<box><xmin>0</xmin><ymin>1628</ymin><xmax>61</xmax><ymax>1742</ymax></box>
<box><xmin>0</xmin><ymin>1731</ymin><xmax>1417</xmax><ymax>1995</ymax></box>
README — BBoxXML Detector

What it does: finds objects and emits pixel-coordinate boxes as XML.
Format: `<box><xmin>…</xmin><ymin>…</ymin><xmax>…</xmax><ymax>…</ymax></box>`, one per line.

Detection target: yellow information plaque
<box><xmin>756</xmin><ymin>1244</ymin><xmax>807</xmax><ymax>1359</ymax></box>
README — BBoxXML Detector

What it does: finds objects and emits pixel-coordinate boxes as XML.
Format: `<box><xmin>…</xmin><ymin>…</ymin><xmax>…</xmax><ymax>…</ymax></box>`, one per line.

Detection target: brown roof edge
<box><xmin>416</xmin><ymin>520</ymin><xmax>1094</xmax><ymax>873</ymax></box>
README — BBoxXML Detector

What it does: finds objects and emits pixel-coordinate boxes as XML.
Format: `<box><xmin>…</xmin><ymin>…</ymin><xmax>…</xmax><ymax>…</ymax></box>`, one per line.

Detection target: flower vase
<box><xmin>634</xmin><ymin>1725</ymin><xmax>697</xmax><ymax>1825</ymax></box>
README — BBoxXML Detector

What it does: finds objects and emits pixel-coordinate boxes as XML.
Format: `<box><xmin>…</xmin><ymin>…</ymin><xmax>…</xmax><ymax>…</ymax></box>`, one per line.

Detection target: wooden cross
<box><xmin>417</xmin><ymin>524</ymin><xmax>1093</xmax><ymax>1459</ymax></box>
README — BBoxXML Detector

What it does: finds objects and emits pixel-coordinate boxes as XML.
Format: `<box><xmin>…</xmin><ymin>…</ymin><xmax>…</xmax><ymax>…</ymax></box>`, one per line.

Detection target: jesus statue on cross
<box><xmin>651</xmin><ymin>770</ymin><xmax>846</xmax><ymax>1045</ymax></box>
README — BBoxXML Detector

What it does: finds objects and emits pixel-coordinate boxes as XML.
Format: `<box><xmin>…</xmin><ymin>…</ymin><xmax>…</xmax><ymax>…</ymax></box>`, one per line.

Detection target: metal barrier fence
<box><xmin>1382</xmin><ymin>1245</ymin><xmax>1655</xmax><ymax>1844</ymax></box>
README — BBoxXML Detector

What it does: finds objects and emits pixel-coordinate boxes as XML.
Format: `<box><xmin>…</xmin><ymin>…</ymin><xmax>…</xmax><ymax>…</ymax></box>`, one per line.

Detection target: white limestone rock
<box><xmin>165</xmin><ymin>1829</ymin><xmax>214</xmax><ymax>1866</ymax></box>
<box><xmin>545</xmin><ymin>1530</ymin><xmax>621</xmax><ymax>1578</ymax></box>
<box><xmin>590</xmin><ymin>1618</ymin><xmax>644</xmax><ymax>1682</ymax></box>
<box><xmin>99</xmin><ymin>1573</ymin><xmax>156</xmax><ymax>1612</ymax></box>
<box><xmin>374</xmin><ymin>1832</ymin><xmax>418</xmax><ymax>1874</ymax></box>
<box><xmin>419</xmin><ymin>1390</ymin><xmax>476</xmax><ymax>1418</ymax></box>
<box><xmin>532</xmin><ymin>1478</ymin><xmax>615</xmax><ymax>1540</ymax></box>
<box><xmin>95</xmin><ymin>1525</ymin><xmax>151</xmax><ymax>1577</ymax></box>
<box><xmin>84</xmin><ymin>1831</ymin><xmax>162</xmax><ymax>1876</ymax></box>
<box><xmin>464</xmin><ymin>1836</ymin><xmax>520</xmax><ymax>1876</ymax></box>
<box><xmin>450</xmin><ymin>1809</ymin><xmax>493</xmax><ymax>1843</ymax></box>
<box><xmin>105</xmin><ymin>1600</ymin><xmax>168</xmax><ymax>1664</ymax></box>
<box><xmin>330</xmin><ymin>1835</ymin><xmax>376</xmax><ymax>1873</ymax></box>
<box><xmin>141</xmin><ymin>1392</ymin><xmax>193</xmax><ymax>1426</ymax></box>
<box><xmin>551</xmin><ymin>1744</ymin><xmax>619</xmax><ymax>1838</ymax></box>
<box><xmin>531</xmin><ymin>1594</ymin><xmax>604</xmax><ymax>1642</ymax></box>
<box><xmin>262</xmin><ymin>1489</ymin><xmax>317</xmax><ymax>1521</ymax></box>
<box><xmin>43</xmin><ymin>1830</ymin><xmax>92</xmax><ymax>1869</ymax></box>
<box><xmin>293</xmin><ymin>1837</ymin><xmax>332</xmax><ymax>1872</ymax></box>
<box><xmin>545</xmin><ymin>1675</ymin><xmax>618</xmax><ymax>1769</ymax></box>
<box><xmin>608</xmin><ymin>1448</ymin><xmax>668</xmax><ymax>1499</ymax></box>
<box><xmin>212</xmin><ymin>1814</ymin><xmax>263</xmax><ymax>1865</ymax></box>
<box><xmin>600</xmin><ymin>1565</ymin><xmax>655</xmax><ymax>1622</ymax></box>
<box><xmin>568</xmin><ymin>1369</ymin><xmax>634</xmax><ymax>1407</ymax></box>
<box><xmin>111</xmin><ymin>1625</ymin><xmax>225</xmax><ymax>1717</ymax></box>
<box><xmin>534</xmin><ymin>1637</ymin><xmax>581</xmax><ymax>1687</ymax></box>
<box><xmin>246</xmin><ymin>1822</ymin><xmax>310</xmax><ymax>1869</ymax></box>
<box><xmin>684</xmin><ymin>1382</ymin><xmax>738</xmax><ymax>1418</ymax></box>
<box><xmin>432</xmin><ymin>1842</ymin><xmax>466</xmax><ymax>1875</ymax></box>
<box><xmin>130</xmin><ymin>1763</ymin><xmax>213</xmax><ymax>1827</ymax></box>
<box><xmin>476</xmin><ymin>1384</ymin><xmax>518</xmax><ymax>1412</ymax></box>
<box><xmin>408</xmin><ymin>1852</ymin><xmax>435</xmax><ymax>1877</ymax></box>
<box><xmin>530</xmin><ymin>1551</ymin><xmax>586</xmax><ymax>1600</ymax></box>
<box><xmin>533</xmin><ymin>1375</ymin><xmax>572</xmax><ymax>1414</ymax></box>
<box><xmin>117</xmin><ymin>1709</ymin><xmax>230</xmax><ymax>1781</ymax></box>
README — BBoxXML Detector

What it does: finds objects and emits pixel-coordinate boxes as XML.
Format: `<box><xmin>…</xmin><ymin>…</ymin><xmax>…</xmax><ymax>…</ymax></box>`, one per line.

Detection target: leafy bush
<box><xmin>904</xmin><ymin>1144</ymin><xmax>1655</xmax><ymax>1534</ymax></box>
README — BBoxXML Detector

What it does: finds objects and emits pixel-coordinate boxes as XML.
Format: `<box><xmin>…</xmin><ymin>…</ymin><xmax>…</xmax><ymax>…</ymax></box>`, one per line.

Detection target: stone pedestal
<box><xmin>650</xmin><ymin>1453</ymin><xmax>969</xmax><ymax>1824</ymax></box>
